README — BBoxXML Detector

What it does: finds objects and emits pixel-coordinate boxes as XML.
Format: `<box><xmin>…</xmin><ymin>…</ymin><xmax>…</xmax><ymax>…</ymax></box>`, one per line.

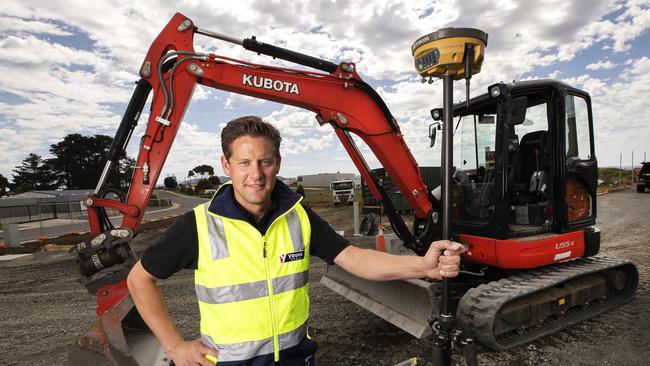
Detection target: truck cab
<box><xmin>636</xmin><ymin>162</ymin><xmax>650</xmax><ymax>192</ymax></box>
<box><xmin>330</xmin><ymin>179</ymin><xmax>355</xmax><ymax>205</ymax></box>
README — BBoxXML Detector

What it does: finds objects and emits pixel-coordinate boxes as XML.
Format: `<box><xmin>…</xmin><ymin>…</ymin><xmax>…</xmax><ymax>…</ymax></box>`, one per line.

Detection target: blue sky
<box><xmin>1</xmin><ymin>0</ymin><xmax>649</xmax><ymax>184</ymax></box>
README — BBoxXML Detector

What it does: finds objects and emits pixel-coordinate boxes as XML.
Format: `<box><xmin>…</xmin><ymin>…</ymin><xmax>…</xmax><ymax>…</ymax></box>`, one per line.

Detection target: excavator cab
<box><xmin>439</xmin><ymin>80</ymin><xmax>598</xmax><ymax>253</ymax></box>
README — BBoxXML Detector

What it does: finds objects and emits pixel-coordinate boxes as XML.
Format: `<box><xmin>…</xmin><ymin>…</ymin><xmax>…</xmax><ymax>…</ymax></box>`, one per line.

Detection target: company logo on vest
<box><xmin>279</xmin><ymin>250</ymin><xmax>305</xmax><ymax>263</ymax></box>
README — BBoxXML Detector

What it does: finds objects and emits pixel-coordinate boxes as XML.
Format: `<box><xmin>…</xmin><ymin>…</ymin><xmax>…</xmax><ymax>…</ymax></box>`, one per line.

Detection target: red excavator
<box><xmin>69</xmin><ymin>13</ymin><xmax>638</xmax><ymax>365</ymax></box>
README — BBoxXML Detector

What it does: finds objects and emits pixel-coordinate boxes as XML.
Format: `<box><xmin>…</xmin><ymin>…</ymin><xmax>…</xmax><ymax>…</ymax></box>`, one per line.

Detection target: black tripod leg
<box><xmin>461</xmin><ymin>339</ymin><xmax>478</xmax><ymax>366</ymax></box>
<box><xmin>432</xmin><ymin>337</ymin><xmax>451</xmax><ymax>366</ymax></box>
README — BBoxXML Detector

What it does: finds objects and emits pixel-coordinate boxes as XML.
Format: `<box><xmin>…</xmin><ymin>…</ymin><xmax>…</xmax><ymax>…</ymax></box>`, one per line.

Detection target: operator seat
<box><xmin>512</xmin><ymin>130</ymin><xmax>549</xmax><ymax>203</ymax></box>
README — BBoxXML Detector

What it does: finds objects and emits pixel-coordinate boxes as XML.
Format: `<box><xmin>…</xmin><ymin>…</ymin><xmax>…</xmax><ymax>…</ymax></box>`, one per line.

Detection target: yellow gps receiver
<box><xmin>411</xmin><ymin>27</ymin><xmax>488</xmax><ymax>80</ymax></box>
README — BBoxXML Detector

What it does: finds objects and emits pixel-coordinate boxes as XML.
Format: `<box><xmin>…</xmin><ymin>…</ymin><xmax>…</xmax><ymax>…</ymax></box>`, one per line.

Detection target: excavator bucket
<box><xmin>320</xmin><ymin>235</ymin><xmax>439</xmax><ymax>339</ymax></box>
<box><xmin>68</xmin><ymin>294</ymin><xmax>170</xmax><ymax>366</ymax></box>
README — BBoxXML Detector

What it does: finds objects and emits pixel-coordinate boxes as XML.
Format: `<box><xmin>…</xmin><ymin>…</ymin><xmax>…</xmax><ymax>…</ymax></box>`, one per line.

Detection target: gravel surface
<box><xmin>0</xmin><ymin>189</ymin><xmax>648</xmax><ymax>366</ymax></box>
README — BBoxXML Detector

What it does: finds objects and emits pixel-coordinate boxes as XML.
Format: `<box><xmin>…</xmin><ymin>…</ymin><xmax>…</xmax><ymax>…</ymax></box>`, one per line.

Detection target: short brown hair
<box><xmin>221</xmin><ymin>116</ymin><xmax>281</xmax><ymax>160</ymax></box>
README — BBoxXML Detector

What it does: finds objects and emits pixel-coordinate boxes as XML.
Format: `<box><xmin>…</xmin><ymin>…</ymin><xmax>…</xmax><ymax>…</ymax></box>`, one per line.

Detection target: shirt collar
<box><xmin>208</xmin><ymin>179</ymin><xmax>302</xmax><ymax>225</ymax></box>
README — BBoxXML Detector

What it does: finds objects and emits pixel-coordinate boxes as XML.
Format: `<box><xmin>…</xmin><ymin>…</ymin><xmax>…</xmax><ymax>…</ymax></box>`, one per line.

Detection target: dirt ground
<box><xmin>0</xmin><ymin>190</ymin><xmax>648</xmax><ymax>366</ymax></box>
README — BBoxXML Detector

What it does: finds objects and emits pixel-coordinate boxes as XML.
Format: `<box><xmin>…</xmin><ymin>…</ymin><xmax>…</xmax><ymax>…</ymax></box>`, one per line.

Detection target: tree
<box><xmin>164</xmin><ymin>176</ymin><xmax>178</xmax><ymax>189</ymax></box>
<box><xmin>192</xmin><ymin>164</ymin><xmax>215</xmax><ymax>178</ymax></box>
<box><xmin>187</xmin><ymin>170</ymin><xmax>195</xmax><ymax>179</ymax></box>
<box><xmin>180</xmin><ymin>185</ymin><xmax>195</xmax><ymax>195</ymax></box>
<box><xmin>11</xmin><ymin>153</ymin><xmax>56</xmax><ymax>192</ymax></box>
<box><xmin>208</xmin><ymin>175</ymin><xmax>221</xmax><ymax>187</ymax></box>
<box><xmin>195</xmin><ymin>178</ymin><xmax>213</xmax><ymax>194</ymax></box>
<box><xmin>46</xmin><ymin>134</ymin><xmax>132</xmax><ymax>189</ymax></box>
<box><xmin>296</xmin><ymin>183</ymin><xmax>305</xmax><ymax>198</ymax></box>
<box><xmin>0</xmin><ymin>173</ymin><xmax>9</xmax><ymax>196</ymax></box>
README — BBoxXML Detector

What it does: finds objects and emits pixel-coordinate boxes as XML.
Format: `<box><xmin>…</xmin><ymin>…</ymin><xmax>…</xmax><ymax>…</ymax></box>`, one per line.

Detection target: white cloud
<box><xmin>224</xmin><ymin>93</ymin><xmax>268</xmax><ymax>109</ymax></box>
<box><xmin>192</xmin><ymin>85</ymin><xmax>213</xmax><ymax>101</ymax></box>
<box><xmin>586</xmin><ymin>60</ymin><xmax>617</xmax><ymax>70</ymax></box>
<box><xmin>0</xmin><ymin>15</ymin><xmax>73</xmax><ymax>36</ymax></box>
<box><xmin>560</xmin><ymin>56</ymin><xmax>650</xmax><ymax>167</ymax></box>
<box><xmin>159</xmin><ymin>122</ymin><xmax>224</xmax><ymax>179</ymax></box>
<box><xmin>281</xmin><ymin>133</ymin><xmax>336</xmax><ymax>156</ymax></box>
<box><xmin>0</xmin><ymin>0</ymin><xmax>649</xmax><ymax>183</ymax></box>
<box><xmin>610</xmin><ymin>0</ymin><xmax>650</xmax><ymax>52</ymax></box>
<box><xmin>264</xmin><ymin>106</ymin><xmax>326</xmax><ymax>138</ymax></box>
<box><xmin>0</xmin><ymin>35</ymin><xmax>100</xmax><ymax>66</ymax></box>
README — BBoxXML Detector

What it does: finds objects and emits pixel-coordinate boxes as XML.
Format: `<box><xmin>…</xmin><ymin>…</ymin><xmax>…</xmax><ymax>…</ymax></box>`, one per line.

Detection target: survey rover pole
<box><xmin>432</xmin><ymin>73</ymin><xmax>455</xmax><ymax>366</ymax></box>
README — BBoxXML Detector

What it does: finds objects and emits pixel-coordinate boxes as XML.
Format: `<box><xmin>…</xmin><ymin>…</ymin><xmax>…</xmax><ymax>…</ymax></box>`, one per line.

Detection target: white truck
<box><xmin>330</xmin><ymin>179</ymin><xmax>355</xmax><ymax>205</ymax></box>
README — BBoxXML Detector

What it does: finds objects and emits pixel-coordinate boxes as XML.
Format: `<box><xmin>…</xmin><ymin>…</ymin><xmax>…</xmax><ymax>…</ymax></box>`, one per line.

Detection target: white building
<box><xmin>297</xmin><ymin>173</ymin><xmax>359</xmax><ymax>187</ymax></box>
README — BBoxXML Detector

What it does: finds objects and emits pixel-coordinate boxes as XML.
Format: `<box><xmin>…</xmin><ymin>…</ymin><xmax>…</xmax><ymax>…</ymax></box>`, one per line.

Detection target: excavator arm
<box><xmin>71</xmin><ymin>12</ymin><xmax>439</xmax><ymax>365</ymax></box>
<box><xmin>85</xmin><ymin>12</ymin><xmax>437</xmax><ymax>247</ymax></box>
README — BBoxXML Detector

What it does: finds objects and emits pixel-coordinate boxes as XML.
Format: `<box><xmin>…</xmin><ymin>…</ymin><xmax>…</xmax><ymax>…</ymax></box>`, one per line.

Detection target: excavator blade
<box><xmin>321</xmin><ymin>264</ymin><xmax>439</xmax><ymax>339</ymax></box>
<box><xmin>320</xmin><ymin>234</ymin><xmax>478</xmax><ymax>339</ymax></box>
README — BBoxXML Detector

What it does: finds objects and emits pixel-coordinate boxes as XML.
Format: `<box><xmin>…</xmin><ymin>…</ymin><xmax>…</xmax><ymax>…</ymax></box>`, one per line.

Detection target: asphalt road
<box><xmin>0</xmin><ymin>190</ymin><xmax>208</xmax><ymax>243</ymax></box>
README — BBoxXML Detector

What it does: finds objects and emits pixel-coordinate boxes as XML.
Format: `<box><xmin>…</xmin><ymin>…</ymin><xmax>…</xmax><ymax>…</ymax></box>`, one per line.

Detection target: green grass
<box><xmin>299</xmin><ymin>187</ymin><xmax>333</xmax><ymax>204</ymax></box>
<box><xmin>598</xmin><ymin>167</ymin><xmax>635</xmax><ymax>193</ymax></box>
<box><xmin>291</xmin><ymin>187</ymin><xmax>363</xmax><ymax>205</ymax></box>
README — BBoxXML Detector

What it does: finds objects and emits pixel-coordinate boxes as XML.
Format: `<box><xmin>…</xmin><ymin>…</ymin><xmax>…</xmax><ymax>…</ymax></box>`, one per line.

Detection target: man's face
<box><xmin>221</xmin><ymin>135</ymin><xmax>280</xmax><ymax>213</ymax></box>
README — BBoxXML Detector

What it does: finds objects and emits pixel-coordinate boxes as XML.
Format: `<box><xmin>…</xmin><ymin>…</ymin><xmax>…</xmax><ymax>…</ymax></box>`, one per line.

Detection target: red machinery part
<box><xmin>460</xmin><ymin>230</ymin><xmax>586</xmax><ymax>269</ymax></box>
<box><xmin>96</xmin><ymin>280</ymin><xmax>131</xmax><ymax>316</ymax></box>
<box><xmin>565</xmin><ymin>178</ymin><xmax>591</xmax><ymax>221</ymax></box>
<box><xmin>86</xmin><ymin>12</ymin><xmax>434</xmax><ymax>238</ymax></box>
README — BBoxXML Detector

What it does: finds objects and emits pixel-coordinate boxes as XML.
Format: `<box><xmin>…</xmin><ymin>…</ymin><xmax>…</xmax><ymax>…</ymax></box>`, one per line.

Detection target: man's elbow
<box><xmin>126</xmin><ymin>264</ymin><xmax>138</xmax><ymax>293</ymax></box>
<box><xmin>334</xmin><ymin>246</ymin><xmax>381</xmax><ymax>281</ymax></box>
<box><xmin>127</xmin><ymin>261</ymin><xmax>152</xmax><ymax>293</ymax></box>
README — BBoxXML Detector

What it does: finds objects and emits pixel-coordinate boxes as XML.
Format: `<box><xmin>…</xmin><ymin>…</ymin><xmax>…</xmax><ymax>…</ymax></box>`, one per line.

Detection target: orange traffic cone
<box><xmin>375</xmin><ymin>224</ymin><xmax>386</xmax><ymax>252</ymax></box>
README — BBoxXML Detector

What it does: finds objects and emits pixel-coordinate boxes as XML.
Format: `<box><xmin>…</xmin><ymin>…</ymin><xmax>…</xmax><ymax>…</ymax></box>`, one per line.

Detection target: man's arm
<box><xmin>333</xmin><ymin>240</ymin><xmax>464</xmax><ymax>281</ymax></box>
<box><xmin>127</xmin><ymin>261</ymin><xmax>216</xmax><ymax>366</ymax></box>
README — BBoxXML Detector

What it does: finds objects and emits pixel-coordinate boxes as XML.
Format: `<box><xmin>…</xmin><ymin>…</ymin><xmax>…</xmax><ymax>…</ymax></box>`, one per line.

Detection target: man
<box><xmin>127</xmin><ymin>116</ymin><xmax>465</xmax><ymax>366</ymax></box>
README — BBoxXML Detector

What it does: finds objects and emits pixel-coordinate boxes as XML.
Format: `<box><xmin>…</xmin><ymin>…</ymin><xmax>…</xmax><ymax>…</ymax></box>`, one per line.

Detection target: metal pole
<box><xmin>195</xmin><ymin>28</ymin><xmax>243</xmax><ymax>45</ymax></box>
<box><xmin>94</xmin><ymin>161</ymin><xmax>113</xmax><ymax>195</ymax></box>
<box><xmin>38</xmin><ymin>198</ymin><xmax>44</xmax><ymax>240</ymax></box>
<box><xmin>432</xmin><ymin>73</ymin><xmax>455</xmax><ymax>366</ymax></box>
<box><xmin>353</xmin><ymin>201</ymin><xmax>361</xmax><ymax>236</ymax></box>
<box><xmin>619</xmin><ymin>153</ymin><xmax>622</xmax><ymax>186</ymax></box>
<box><xmin>631</xmin><ymin>151</ymin><xmax>634</xmax><ymax>187</ymax></box>
<box><xmin>69</xmin><ymin>198</ymin><xmax>74</xmax><ymax>228</ymax></box>
<box><xmin>441</xmin><ymin>73</ymin><xmax>454</xmax><ymax>309</ymax></box>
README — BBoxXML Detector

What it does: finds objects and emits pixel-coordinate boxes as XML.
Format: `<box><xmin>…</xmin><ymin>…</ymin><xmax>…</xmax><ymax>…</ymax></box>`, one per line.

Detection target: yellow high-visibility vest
<box><xmin>193</xmin><ymin>182</ymin><xmax>311</xmax><ymax>363</ymax></box>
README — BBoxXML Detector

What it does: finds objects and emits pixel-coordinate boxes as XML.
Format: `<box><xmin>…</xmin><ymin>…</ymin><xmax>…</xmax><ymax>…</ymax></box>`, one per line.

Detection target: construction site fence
<box><xmin>0</xmin><ymin>197</ymin><xmax>172</xmax><ymax>225</ymax></box>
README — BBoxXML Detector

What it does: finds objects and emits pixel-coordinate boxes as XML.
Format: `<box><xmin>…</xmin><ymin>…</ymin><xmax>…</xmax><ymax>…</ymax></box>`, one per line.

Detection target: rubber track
<box><xmin>456</xmin><ymin>256</ymin><xmax>638</xmax><ymax>350</ymax></box>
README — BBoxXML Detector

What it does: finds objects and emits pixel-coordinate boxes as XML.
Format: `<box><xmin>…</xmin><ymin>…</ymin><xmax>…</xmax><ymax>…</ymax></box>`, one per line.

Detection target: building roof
<box><xmin>5</xmin><ymin>189</ymin><xmax>93</xmax><ymax>199</ymax></box>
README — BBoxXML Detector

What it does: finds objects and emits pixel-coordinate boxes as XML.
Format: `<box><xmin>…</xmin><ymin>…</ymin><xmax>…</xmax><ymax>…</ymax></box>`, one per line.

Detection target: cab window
<box><xmin>565</xmin><ymin>95</ymin><xmax>592</xmax><ymax>161</ymax></box>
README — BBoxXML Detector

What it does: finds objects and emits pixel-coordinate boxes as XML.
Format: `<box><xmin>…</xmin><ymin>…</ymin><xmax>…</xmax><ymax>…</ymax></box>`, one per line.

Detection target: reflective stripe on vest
<box><xmin>201</xmin><ymin>323</ymin><xmax>308</xmax><ymax>362</ymax></box>
<box><xmin>205</xmin><ymin>213</ymin><xmax>229</xmax><ymax>260</ymax></box>
<box><xmin>195</xmin><ymin>271</ymin><xmax>309</xmax><ymax>304</ymax></box>
<box><xmin>193</xmin><ymin>191</ymin><xmax>311</xmax><ymax>363</ymax></box>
